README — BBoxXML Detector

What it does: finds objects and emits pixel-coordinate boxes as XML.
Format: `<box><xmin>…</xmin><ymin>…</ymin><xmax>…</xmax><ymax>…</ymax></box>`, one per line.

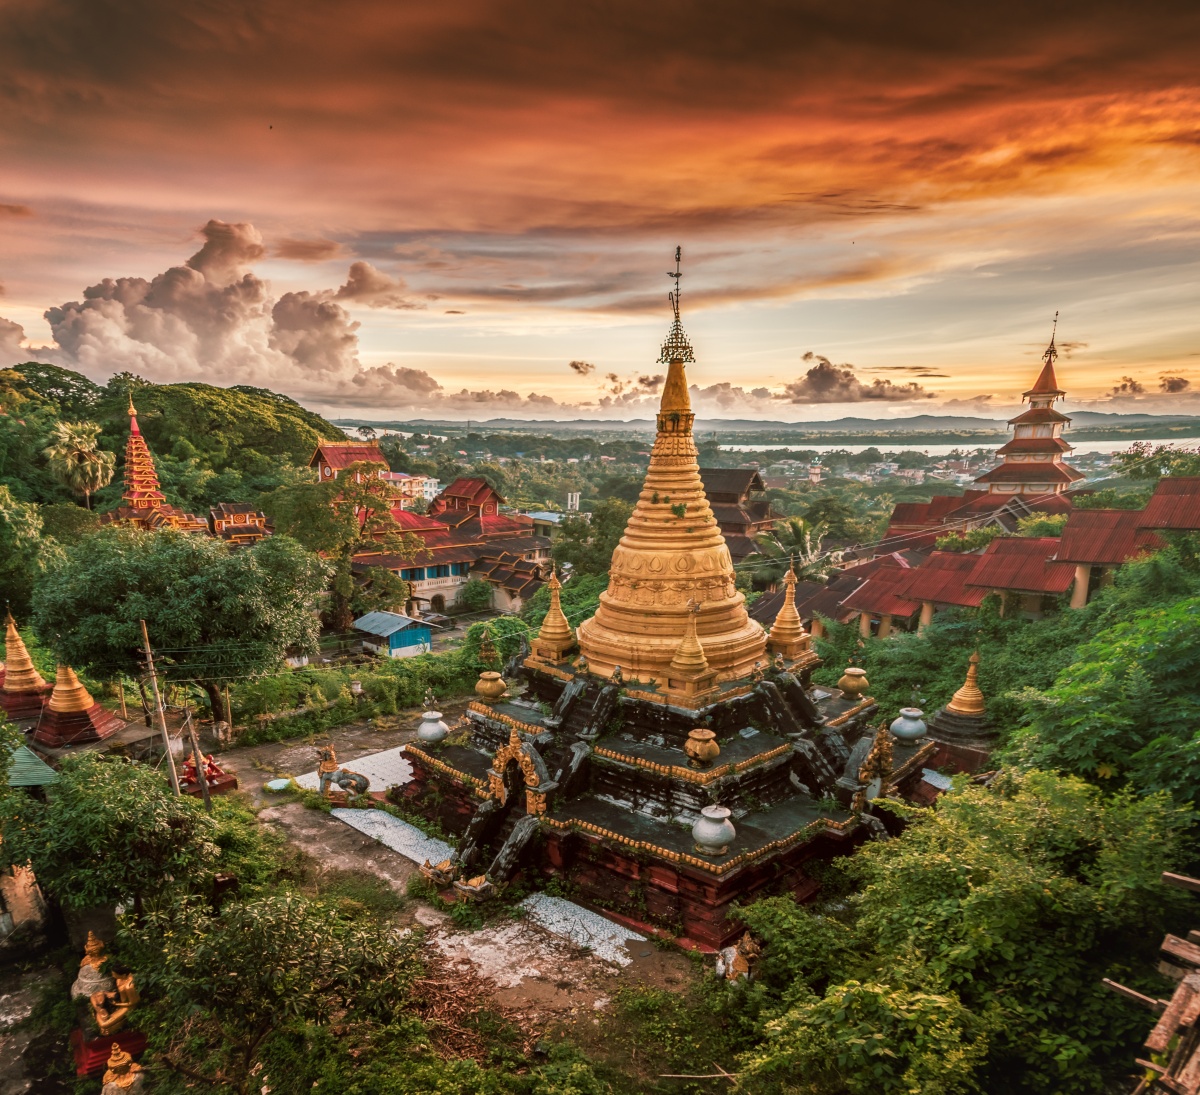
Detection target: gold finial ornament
<box><xmin>946</xmin><ymin>652</ymin><xmax>986</xmax><ymax>716</ymax></box>
<box><xmin>576</xmin><ymin>249</ymin><xmax>767</xmax><ymax>690</ymax></box>
<box><xmin>3</xmin><ymin>612</ymin><xmax>49</xmax><ymax>694</ymax></box>
<box><xmin>768</xmin><ymin>558</ymin><xmax>811</xmax><ymax>659</ymax></box>
<box><xmin>47</xmin><ymin>665</ymin><xmax>96</xmax><ymax>714</ymax></box>
<box><xmin>670</xmin><ymin>600</ymin><xmax>710</xmax><ymax>675</ymax></box>
<box><xmin>534</xmin><ymin>567</ymin><xmax>575</xmax><ymax>662</ymax></box>
<box><xmin>102</xmin><ymin>1040</ymin><xmax>144</xmax><ymax>1089</ymax></box>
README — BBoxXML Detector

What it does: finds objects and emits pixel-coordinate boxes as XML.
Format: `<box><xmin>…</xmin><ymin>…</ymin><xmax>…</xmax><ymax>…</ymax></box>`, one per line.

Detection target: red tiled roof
<box><xmin>439</xmin><ymin>477</ymin><xmax>496</xmax><ymax>503</ymax></box>
<box><xmin>1057</xmin><ymin>509</ymin><xmax>1165</xmax><ymax>565</ymax></box>
<box><xmin>1137</xmin><ymin>477</ymin><xmax>1200</xmax><ymax>531</ymax></box>
<box><xmin>1017</xmin><ymin>492</ymin><xmax>1076</xmax><ymax>515</ymax></box>
<box><xmin>974</xmin><ymin>462</ymin><xmax>1084</xmax><ymax>485</ymax></box>
<box><xmin>309</xmin><ymin>440</ymin><xmax>386</xmax><ymax>471</ymax></box>
<box><xmin>895</xmin><ymin>552</ymin><xmax>989</xmax><ymax>608</ymax></box>
<box><xmin>965</xmin><ymin>536</ymin><xmax>1075</xmax><ymax>594</ymax></box>
<box><xmin>389</xmin><ymin>508</ymin><xmax>450</xmax><ymax>532</ymax></box>
<box><xmin>994</xmin><ymin>436</ymin><xmax>1074</xmax><ymax>456</ymax></box>
<box><xmin>1024</xmin><ymin>356</ymin><xmax>1065</xmax><ymax>397</ymax></box>
<box><xmin>1007</xmin><ymin>406</ymin><xmax>1071</xmax><ymax>426</ymax></box>
<box><xmin>888</xmin><ymin>494</ymin><xmax>969</xmax><ymax>528</ymax></box>
<box><xmin>840</xmin><ymin>567</ymin><xmax>922</xmax><ymax>618</ymax></box>
<box><xmin>875</xmin><ymin>530</ymin><xmax>944</xmax><ymax>555</ymax></box>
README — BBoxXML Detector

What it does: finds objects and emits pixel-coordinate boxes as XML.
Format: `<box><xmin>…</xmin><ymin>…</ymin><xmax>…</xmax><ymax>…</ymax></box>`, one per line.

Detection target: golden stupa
<box><xmin>946</xmin><ymin>651</ymin><xmax>986</xmax><ymax>716</ymax></box>
<box><xmin>576</xmin><ymin>251</ymin><xmax>767</xmax><ymax>689</ymax></box>
<box><xmin>768</xmin><ymin>560</ymin><xmax>811</xmax><ymax>660</ymax></box>
<box><xmin>47</xmin><ymin>665</ymin><xmax>97</xmax><ymax>714</ymax></box>
<box><xmin>3</xmin><ymin>612</ymin><xmax>49</xmax><ymax>694</ymax></box>
<box><xmin>534</xmin><ymin>567</ymin><xmax>575</xmax><ymax>662</ymax></box>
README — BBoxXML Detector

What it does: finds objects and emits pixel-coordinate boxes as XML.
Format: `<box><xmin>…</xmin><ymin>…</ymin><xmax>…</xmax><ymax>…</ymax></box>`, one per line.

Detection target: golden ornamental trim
<box><xmin>825</xmin><ymin>697</ymin><xmax>876</xmax><ymax>728</ymax></box>
<box><xmin>523</xmin><ymin>656</ymin><xmax>574</xmax><ymax>681</ymax></box>
<box><xmin>467</xmin><ymin>702</ymin><xmax>543</xmax><ymax>736</ymax></box>
<box><xmin>543</xmin><ymin>813</ymin><xmax>856</xmax><ymax>875</ymax></box>
<box><xmin>404</xmin><ymin>746</ymin><xmax>486</xmax><ymax>789</ymax></box>
<box><xmin>591</xmin><ymin>742</ymin><xmax>792</xmax><ymax>785</ymax></box>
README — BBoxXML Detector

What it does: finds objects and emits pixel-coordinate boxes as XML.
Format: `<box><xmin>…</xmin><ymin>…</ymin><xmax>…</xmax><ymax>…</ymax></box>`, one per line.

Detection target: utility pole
<box><xmin>183</xmin><ymin>705</ymin><xmax>211</xmax><ymax>813</ymax></box>
<box><xmin>140</xmin><ymin>619</ymin><xmax>180</xmax><ymax>796</ymax></box>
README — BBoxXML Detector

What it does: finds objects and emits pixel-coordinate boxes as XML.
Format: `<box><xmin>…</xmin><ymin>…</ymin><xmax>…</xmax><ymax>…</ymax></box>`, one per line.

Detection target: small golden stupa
<box><xmin>576</xmin><ymin>251</ymin><xmax>767</xmax><ymax>690</ymax></box>
<box><xmin>534</xmin><ymin>567</ymin><xmax>575</xmax><ymax>662</ymax></box>
<box><xmin>34</xmin><ymin>664</ymin><xmax>124</xmax><ymax>747</ymax></box>
<box><xmin>768</xmin><ymin>560</ymin><xmax>814</xmax><ymax>663</ymax></box>
<box><xmin>0</xmin><ymin>612</ymin><xmax>52</xmax><ymax>718</ymax></box>
<box><xmin>946</xmin><ymin>652</ymin><xmax>986</xmax><ymax>716</ymax></box>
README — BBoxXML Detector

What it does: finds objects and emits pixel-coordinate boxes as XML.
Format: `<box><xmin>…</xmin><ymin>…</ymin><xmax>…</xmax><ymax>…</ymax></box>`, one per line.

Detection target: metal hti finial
<box><xmin>658</xmin><ymin>245</ymin><xmax>695</xmax><ymax>364</ymax></box>
<box><xmin>1044</xmin><ymin>311</ymin><xmax>1059</xmax><ymax>366</ymax></box>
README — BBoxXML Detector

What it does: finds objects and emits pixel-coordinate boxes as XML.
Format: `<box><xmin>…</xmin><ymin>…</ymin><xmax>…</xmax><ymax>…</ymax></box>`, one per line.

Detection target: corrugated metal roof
<box><xmin>974</xmin><ymin>462</ymin><xmax>1084</xmax><ymax>485</ymax></box>
<box><xmin>895</xmin><ymin>552</ymin><xmax>989</xmax><ymax>607</ymax></box>
<box><xmin>965</xmin><ymin>536</ymin><xmax>1075</xmax><ymax>594</ymax></box>
<box><xmin>353</xmin><ymin>611</ymin><xmax>426</xmax><ymax>637</ymax></box>
<box><xmin>310</xmin><ymin>441</ymin><xmax>386</xmax><ymax>470</ymax></box>
<box><xmin>1138</xmin><ymin>477</ymin><xmax>1200</xmax><ymax>531</ymax></box>
<box><xmin>7</xmin><ymin>744</ymin><xmax>58</xmax><ymax>786</ymax></box>
<box><xmin>840</xmin><ymin>567</ymin><xmax>922</xmax><ymax>618</ymax></box>
<box><xmin>1057</xmin><ymin>509</ymin><xmax>1164</xmax><ymax>565</ymax></box>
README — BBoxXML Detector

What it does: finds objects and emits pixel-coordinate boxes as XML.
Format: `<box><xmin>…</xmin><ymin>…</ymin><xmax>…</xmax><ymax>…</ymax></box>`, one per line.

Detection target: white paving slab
<box><xmin>330</xmin><ymin>807</ymin><xmax>453</xmax><ymax>865</ymax></box>
<box><xmin>518</xmin><ymin>893</ymin><xmax>645</xmax><ymax>965</ymax></box>
<box><xmin>295</xmin><ymin>745</ymin><xmax>413</xmax><ymax>792</ymax></box>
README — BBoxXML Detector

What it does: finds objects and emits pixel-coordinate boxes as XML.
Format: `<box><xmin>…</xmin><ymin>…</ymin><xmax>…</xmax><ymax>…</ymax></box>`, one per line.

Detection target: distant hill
<box><xmin>335</xmin><ymin>411</ymin><xmax>1200</xmax><ymax>435</ymax></box>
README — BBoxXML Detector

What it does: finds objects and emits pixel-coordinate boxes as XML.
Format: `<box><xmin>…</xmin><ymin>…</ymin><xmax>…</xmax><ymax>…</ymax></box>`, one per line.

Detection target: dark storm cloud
<box><xmin>778</xmin><ymin>353</ymin><xmax>935</xmax><ymax>403</ymax></box>
<box><xmin>1160</xmin><ymin>375</ymin><xmax>1191</xmax><ymax>393</ymax></box>
<box><xmin>568</xmin><ymin>360</ymin><xmax>595</xmax><ymax>375</ymax></box>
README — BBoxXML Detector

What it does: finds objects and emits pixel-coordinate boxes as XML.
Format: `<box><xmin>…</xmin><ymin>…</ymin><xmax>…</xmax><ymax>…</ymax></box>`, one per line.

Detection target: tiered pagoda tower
<box><xmin>0</xmin><ymin>613</ymin><xmax>52</xmax><ymax>719</ymax></box>
<box><xmin>975</xmin><ymin>316</ymin><xmax>1085</xmax><ymax>497</ymax></box>
<box><xmin>576</xmin><ymin>259</ymin><xmax>767</xmax><ymax>696</ymax></box>
<box><xmin>101</xmin><ymin>398</ymin><xmax>208</xmax><ymax>532</ymax></box>
<box><xmin>399</xmin><ymin>250</ymin><xmax>883</xmax><ymax>947</ymax></box>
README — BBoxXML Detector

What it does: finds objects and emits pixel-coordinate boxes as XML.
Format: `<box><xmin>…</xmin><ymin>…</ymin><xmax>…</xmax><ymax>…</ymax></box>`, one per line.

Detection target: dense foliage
<box><xmin>731</xmin><ymin>772</ymin><xmax>1192</xmax><ymax>1094</ymax></box>
<box><xmin>32</xmin><ymin>527</ymin><xmax>329</xmax><ymax>722</ymax></box>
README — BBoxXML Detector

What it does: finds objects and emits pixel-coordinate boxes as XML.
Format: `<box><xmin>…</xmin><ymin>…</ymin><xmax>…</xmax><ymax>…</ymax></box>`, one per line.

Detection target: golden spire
<box><xmin>47</xmin><ymin>665</ymin><xmax>96</xmax><ymax>714</ymax></box>
<box><xmin>3</xmin><ymin>612</ymin><xmax>49</xmax><ymax>694</ymax></box>
<box><xmin>576</xmin><ymin>248</ymin><xmax>767</xmax><ymax>691</ymax></box>
<box><xmin>534</xmin><ymin>567</ymin><xmax>575</xmax><ymax>662</ymax></box>
<box><xmin>768</xmin><ymin>558</ymin><xmax>810</xmax><ymax>659</ymax></box>
<box><xmin>946</xmin><ymin>652</ymin><xmax>986</xmax><ymax>716</ymax></box>
<box><xmin>670</xmin><ymin>600</ymin><xmax>710</xmax><ymax>675</ymax></box>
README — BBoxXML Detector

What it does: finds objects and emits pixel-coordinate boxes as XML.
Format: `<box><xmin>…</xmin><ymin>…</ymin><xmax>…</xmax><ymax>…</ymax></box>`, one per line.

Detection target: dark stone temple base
<box><xmin>926</xmin><ymin>708</ymin><xmax>997</xmax><ymax>774</ymax></box>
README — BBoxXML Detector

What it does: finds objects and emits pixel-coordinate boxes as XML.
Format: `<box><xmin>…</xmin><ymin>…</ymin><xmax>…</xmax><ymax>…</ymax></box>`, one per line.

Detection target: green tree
<box><xmin>9</xmin><ymin>361</ymin><xmax>102</xmax><ymax>418</ymax></box>
<box><xmin>125</xmin><ymin>893</ymin><xmax>422</xmax><ymax>1094</ymax></box>
<box><xmin>1114</xmin><ymin>442</ymin><xmax>1200</xmax><ymax>481</ymax></box>
<box><xmin>935</xmin><ymin>525</ymin><xmax>1007</xmax><ymax>552</ymax></box>
<box><xmin>737</xmin><ymin>770</ymin><xmax>1192</xmax><ymax>1095</ymax></box>
<box><xmin>553</xmin><ymin>499</ymin><xmax>631</xmax><ymax>576</ymax></box>
<box><xmin>264</xmin><ymin>461</ymin><xmax>428</xmax><ymax>631</ymax></box>
<box><xmin>456</xmin><ymin>577</ymin><xmax>495</xmax><ymax>612</ymax></box>
<box><xmin>1015</xmin><ymin>512</ymin><xmax>1068</xmax><ymax>538</ymax></box>
<box><xmin>0</xmin><ymin>753</ymin><xmax>218</xmax><ymax>911</ymax></box>
<box><xmin>32</xmin><ymin>527</ymin><xmax>328</xmax><ymax>723</ymax></box>
<box><xmin>0</xmin><ymin>484</ymin><xmax>50</xmax><ymax>616</ymax></box>
<box><xmin>42</xmin><ymin>420</ymin><xmax>116</xmax><ymax>509</ymax></box>
<box><xmin>752</xmin><ymin>515</ymin><xmax>831</xmax><ymax>587</ymax></box>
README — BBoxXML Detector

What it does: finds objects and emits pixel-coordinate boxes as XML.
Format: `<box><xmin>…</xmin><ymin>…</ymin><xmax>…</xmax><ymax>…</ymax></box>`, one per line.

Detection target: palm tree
<box><xmin>750</xmin><ymin>516</ymin><xmax>832</xmax><ymax>589</ymax></box>
<box><xmin>43</xmin><ymin>422</ymin><xmax>116</xmax><ymax>510</ymax></box>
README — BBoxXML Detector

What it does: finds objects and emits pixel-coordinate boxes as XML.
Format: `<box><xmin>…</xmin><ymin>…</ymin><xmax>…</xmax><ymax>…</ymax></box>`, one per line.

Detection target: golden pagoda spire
<box><xmin>3</xmin><ymin>612</ymin><xmax>49</xmax><ymax>694</ymax></box>
<box><xmin>946</xmin><ymin>652</ymin><xmax>986</xmax><ymax>716</ymax></box>
<box><xmin>534</xmin><ymin>567</ymin><xmax>575</xmax><ymax>662</ymax></box>
<box><xmin>768</xmin><ymin>558</ymin><xmax>811</xmax><ymax>659</ymax></box>
<box><xmin>670</xmin><ymin>600</ymin><xmax>710</xmax><ymax>675</ymax></box>
<box><xmin>576</xmin><ymin>248</ymin><xmax>767</xmax><ymax>691</ymax></box>
<box><xmin>47</xmin><ymin>665</ymin><xmax>96</xmax><ymax>714</ymax></box>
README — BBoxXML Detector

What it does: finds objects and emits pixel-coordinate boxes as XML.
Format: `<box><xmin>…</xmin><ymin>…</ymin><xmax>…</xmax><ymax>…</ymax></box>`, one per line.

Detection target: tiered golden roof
<box><xmin>946</xmin><ymin>651</ymin><xmax>986</xmax><ymax>716</ymax></box>
<box><xmin>534</xmin><ymin>568</ymin><xmax>575</xmax><ymax>662</ymax></box>
<box><xmin>47</xmin><ymin>665</ymin><xmax>96</xmax><ymax>714</ymax></box>
<box><xmin>3</xmin><ymin>613</ymin><xmax>49</xmax><ymax>694</ymax></box>
<box><xmin>576</xmin><ymin>252</ymin><xmax>767</xmax><ymax>688</ymax></box>
<box><xmin>768</xmin><ymin>560</ymin><xmax>811</xmax><ymax>659</ymax></box>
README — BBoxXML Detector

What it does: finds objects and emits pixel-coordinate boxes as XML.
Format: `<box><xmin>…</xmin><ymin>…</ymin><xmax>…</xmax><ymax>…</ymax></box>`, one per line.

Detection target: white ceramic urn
<box><xmin>417</xmin><ymin>710</ymin><xmax>449</xmax><ymax>744</ymax></box>
<box><xmin>889</xmin><ymin>707</ymin><xmax>927</xmax><ymax>741</ymax></box>
<box><xmin>692</xmin><ymin>805</ymin><xmax>736</xmax><ymax>856</ymax></box>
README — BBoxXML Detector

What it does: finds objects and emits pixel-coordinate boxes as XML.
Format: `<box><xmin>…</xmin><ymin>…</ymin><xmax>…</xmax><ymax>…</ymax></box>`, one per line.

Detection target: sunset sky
<box><xmin>3</xmin><ymin>1</ymin><xmax>1200</xmax><ymax>421</ymax></box>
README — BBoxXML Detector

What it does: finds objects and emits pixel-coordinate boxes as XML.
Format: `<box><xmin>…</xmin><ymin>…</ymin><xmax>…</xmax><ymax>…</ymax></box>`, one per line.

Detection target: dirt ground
<box><xmin>218</xmin><ymin>715</ymin><xmax>700</xmax><ymax>1036</ymax></box>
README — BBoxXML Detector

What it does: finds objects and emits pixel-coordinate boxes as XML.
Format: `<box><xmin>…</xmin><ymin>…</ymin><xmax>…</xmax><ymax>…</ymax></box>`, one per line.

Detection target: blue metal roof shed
<box><xmin>353</xmin><ymin>611</ymin><xmax>433</xmax><ymax>659</ymax></box>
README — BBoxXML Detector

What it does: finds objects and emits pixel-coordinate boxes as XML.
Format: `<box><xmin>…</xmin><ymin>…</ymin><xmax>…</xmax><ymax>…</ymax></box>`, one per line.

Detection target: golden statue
<box><xmin>576</xmin><ymin>250</ymin><xmax>767</xmax><ymax>692</ymax></box>
<box><xmin>71</xmin><ymin>930</ymin><xmax>115</xmax><ymax>999</ymax></box>
<box><xmin>102</xmin><ymin>1042</ymin><xmax>145</xmax><ymax>1093</ymax></box>
<box><xmin>90</xmin><ymin>969</ymin><xmax>139</xmax><ymax>1036</ymax></box>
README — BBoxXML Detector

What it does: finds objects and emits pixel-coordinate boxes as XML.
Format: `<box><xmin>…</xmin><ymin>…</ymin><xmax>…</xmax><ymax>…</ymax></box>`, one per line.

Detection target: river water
<box><xmin>720</xmin><ymin>439</ymin><xmax>1189</xmax><ymax>458</ymax></box>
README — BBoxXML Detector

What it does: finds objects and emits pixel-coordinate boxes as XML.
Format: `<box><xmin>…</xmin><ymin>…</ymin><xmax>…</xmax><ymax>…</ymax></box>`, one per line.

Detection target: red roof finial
<box><xmin>1024</xmin><ymin>312</ymin><xmax>1066</xmax><ymax>399</ymax></box>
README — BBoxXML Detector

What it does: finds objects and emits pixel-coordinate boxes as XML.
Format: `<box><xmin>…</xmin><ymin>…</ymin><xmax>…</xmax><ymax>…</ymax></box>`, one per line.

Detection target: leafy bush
<box><xmin>457</xmin><ymin>577</ymin><xmax>497</xmax><ymax>612</ymax></box>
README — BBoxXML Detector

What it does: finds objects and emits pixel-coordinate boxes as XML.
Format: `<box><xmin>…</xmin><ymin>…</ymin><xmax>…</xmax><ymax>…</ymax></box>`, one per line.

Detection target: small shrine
<box><xmin>926</xmin><ymin>652</ymin><xmax>998</xmax><ymax>773</ymax></box>
<box><xmin>0</xmin><ymin>612</ymin><xmax>53</xmax><ymax>719</ymax></box>
<box><xmin>399</xmin><ymin>251</ymin><xmax>880</xmax><ymax>948</ymax></box>
<box><xmin>33</xmin><ymin>665</ymin><xmax>124</xmax><ymax>748</ymax></box>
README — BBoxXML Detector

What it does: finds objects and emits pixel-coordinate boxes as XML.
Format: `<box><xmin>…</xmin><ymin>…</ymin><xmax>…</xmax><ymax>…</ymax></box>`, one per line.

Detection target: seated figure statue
<box><xmin>181</xmin><ymin>752</ymin><xmax>225</xmax><ymax>788</ymax></box>
<box><xmin>71</xmin><ymin>931</ymin><xmax>115</xmax><ymax>999</ymax></box>
<box><xmin>89</xmin><ymin>969</ymin><xmax>139</xmax><ymax>1036</ymax></box>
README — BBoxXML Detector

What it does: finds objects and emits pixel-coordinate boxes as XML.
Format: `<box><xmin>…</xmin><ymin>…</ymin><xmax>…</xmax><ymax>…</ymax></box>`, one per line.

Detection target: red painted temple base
<box><xmin>397</xmin><ymin>756</ymin><xmax>863</xmax><ymax>950</ymax></box>
<box><xmin>32</xmin><ymin>704</ymin><xmax>124</xmax><ymax>748</ymax></box>
<box><xmin>0</xmin><ymin>686</ymin><xmax>52</xmax><ymax>720</ymax></box>
<box><xmin>70</xmin><ymin>1028</ymin><xmax>147</xmax><ymax>1077</ymax></box>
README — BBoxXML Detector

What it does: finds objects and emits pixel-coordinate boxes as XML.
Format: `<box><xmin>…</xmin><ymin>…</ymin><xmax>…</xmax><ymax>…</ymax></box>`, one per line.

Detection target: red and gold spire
<box><xmin>121</xmin><ymin>395</ymin><xmax>168</xmax><ymax>510</ymax></box>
